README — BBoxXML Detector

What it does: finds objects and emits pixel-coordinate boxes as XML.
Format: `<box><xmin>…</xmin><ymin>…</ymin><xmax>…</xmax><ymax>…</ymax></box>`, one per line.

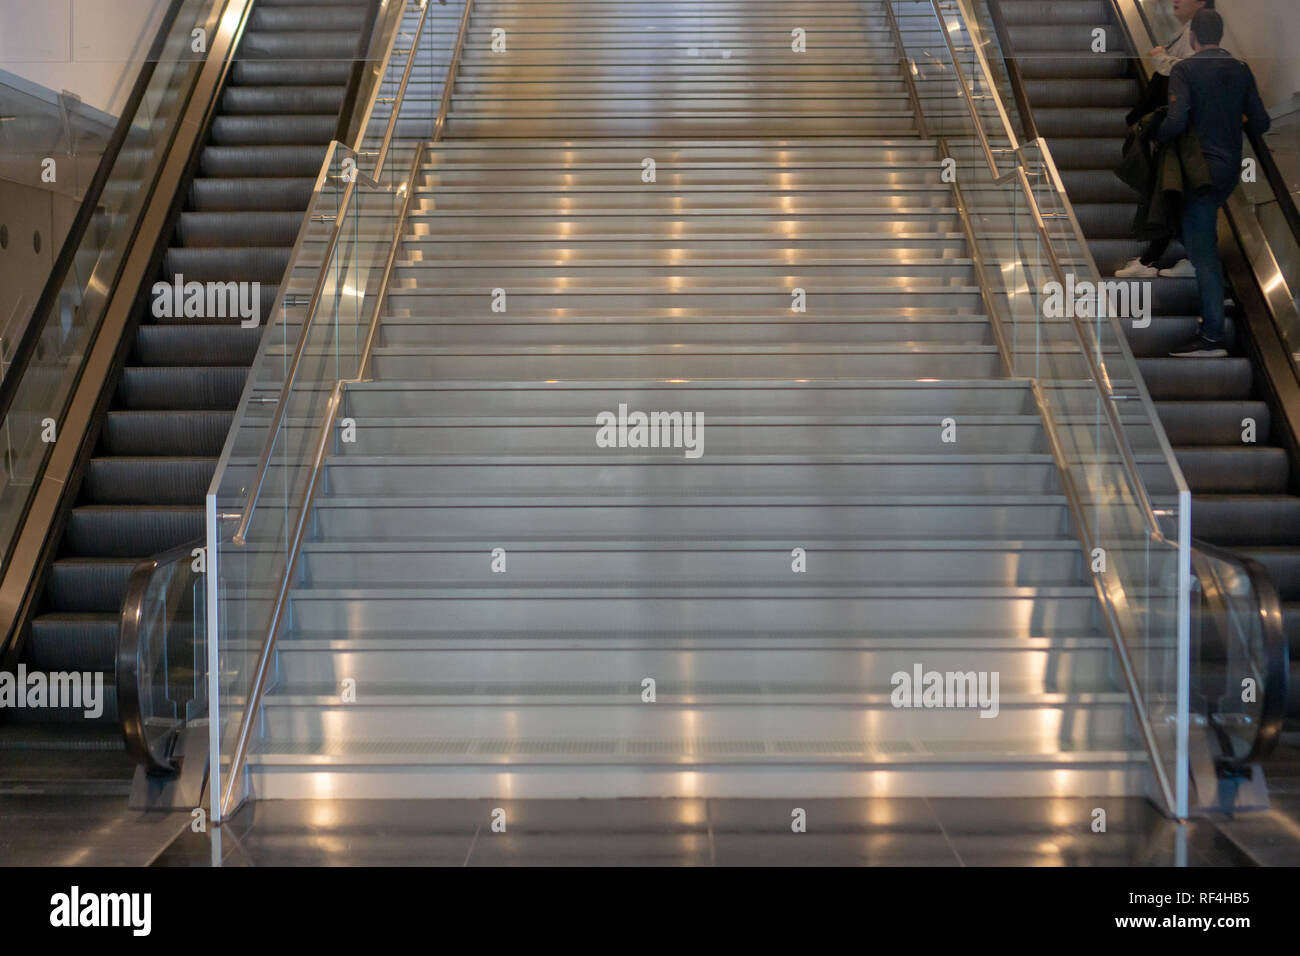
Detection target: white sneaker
<box><xmin>1114</xmin><ymin>257</ymin><xmax>1158</xmax><ymax>278</ymax></box>
<box><xmin>1159</xmin><ymin>258</ymin><xmax>1196</xmax><ymax>278</ymax></box>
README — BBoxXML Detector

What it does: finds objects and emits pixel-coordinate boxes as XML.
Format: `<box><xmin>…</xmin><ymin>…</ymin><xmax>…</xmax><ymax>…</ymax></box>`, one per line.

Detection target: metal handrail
<box><xmin>434</xmin><ymin>0</ymin><xmax>474</xmax><ymax>142</ymax></box>
<box><xmin>217</xmin><ymin>0</ymin><xmax>474</xmax><ymax>820</ymax></box>
<box><xmin>922</xmin><ymin>0</ymin><xmax>1194</xmax><ymax>817</ymax></box>
<box><xmin>926</xmin><ymin>0</ymin><xmax>1020</xmax><ymax>185</ymax></box>
<box><xmin>232</xmin><ymin>0</ymin><xmax>436</xmax><ymax>546</ymax></box>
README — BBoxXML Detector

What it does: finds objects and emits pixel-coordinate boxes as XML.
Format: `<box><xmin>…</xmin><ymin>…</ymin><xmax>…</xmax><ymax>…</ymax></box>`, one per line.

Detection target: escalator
<box><xmin>0</xmin><ymin>0</ymin><xmax>376</xmax><ymax>789</ymax></box>
<box><xmin>988</xmin><ymin>0</ymin><xmax>1300</xmax><ymax>717</ymax></box>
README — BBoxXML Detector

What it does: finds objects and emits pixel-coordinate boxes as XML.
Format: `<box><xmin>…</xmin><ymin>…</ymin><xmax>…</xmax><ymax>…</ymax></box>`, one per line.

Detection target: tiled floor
<box><xmin>152</xmin><ymin>796</ymin><xmax>1271</xmax><ymax>867</ymax></box>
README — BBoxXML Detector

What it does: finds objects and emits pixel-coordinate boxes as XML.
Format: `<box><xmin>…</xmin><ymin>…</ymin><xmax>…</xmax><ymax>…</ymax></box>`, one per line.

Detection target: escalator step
<box><xmin>84</xmin><ymin>458</ymin><xmax>217</xmax><ymax>506</ymax></box>
<box><xmin>230</xmin><ymin>60</ymin><xmax>353</xmax><ymax>87</ymax></box>
<box><xmin>1155</xmin><ymin>401</ymin><xmax>1271</xmax><ymax>445</ymax></box>
<box><xmin>1137</xmin><ymin>358</ymin><xmax>1253</xmax><ymax>400</ymax></box>
<box><xmin>1072</xmin><ymin>200</ymin><xmax>1141</xmax><ymax>237</ymax></box>
<box><xmin>162</xmin><ymin>247</ymin><xmax>291</xmax><ymax>285</ymax></box>
<box><xmin>1043</xmin><ymin>138</ymin><xmax>1124</xmax><ymax>171</ymax></box>
<box><xmin>1126</xmin><ymin>315</ymin><xmax>1232</xmax><ymax>357</ymax></box>
<box><xmin>236</xmin><ymin>31</ymin><xmax>360</xmax><ymax>60</ymax></box>
<box><xmin>65</xmin><ymin>507</ymin><xmax>204</xmax><ymax>558</ymax></box>
<box><xmin>101</xmin><ymin>410</ymin><xmax>236</xmax><ymax>456</ymax></box>
<box><xmin>997</xmin><ymin>0</ymin><xmax>1112</xmax><ymax>26</ymax></box>
<box><xmin>198</xmin><ymin>146</ymin><xmax>327</xmax><ymax>178</ymax></box>
<box><xmin>210</xmin><ymin>115</ymin><xmax>338</xmax><ymax>146</ymax></box>
<box><xmin>27</xmin><ymin>613</ymin><xmax>119</xmax><ymax>671</ymax></box>
<box><xmin>1016</xmin><ymin>56</ymin><xmax>1130</xmax><ymax>80</ymax></box>
<box><xmin>0</xmin><ymin>724</ymin><xmax>125</xmax><ymax>753</ymax></box>
<box><xmin>1031</xmin><ymin>107</ymin><xmax>1130</xmax><ymax>139</ymax></box>
<box><xmin>1191</xmin><ymin>496</ymin><xmax>1300</xmax><ymax>546</ymax></box>
<box><xmin>45</xmin><ymin>560</ymin><xmax>138</xmax><ymax>615</ymax></box>
<box><xmin>117</xmin><ymin>366</ymin><xmax>247</xmax><ymax>409</ymax></box>
<box><xmin>178</xmin><ymin>210</ymin><xmax>308</xmax><ymax>246</ymax></box>
<box><xmin>134</xmin><ymin>326</ymin><xmax>264</xmax><ymax>367</ymax></box>
<box><xmin>1004</xmin><ymin>25</ymin><xmax>1123</xmax><ymax>53</ymax></box>
<box><xmin>221</xmin><ymin>85</ymin><xmax>345</xmax><ymax>116</ymax></box>
<box><xmin>4</xmin><ymin>682</ymin><xmax>119</xmax><ymax>726</ymax></box>
<box><xmin>142</xmin><ymin>287</ymin><xmax>280</xmax><ymax>325</ymax></box>
<box><xmin>1059</xmin><ymin>168</ymin><xmax>1141</xmax><ymax>204</ymax></box>
<box><xmin>1023</xmin><ymin>78</ymin><xmax>1137</xmax><ymax>109</ymax></box>
<box><xmin>189</xmin><ymin>177</ymin><xmax>316</xmax><ymax>211</ymax></box>
<box><xmin>1176</xmin><ymin>447</ymin><xmax>1289</xmax><ymax>494</ymax></box>
<box><xmin>249</xmin><ymin>5</ymin><xmax>367</xmax><ymax>31</ymax></box>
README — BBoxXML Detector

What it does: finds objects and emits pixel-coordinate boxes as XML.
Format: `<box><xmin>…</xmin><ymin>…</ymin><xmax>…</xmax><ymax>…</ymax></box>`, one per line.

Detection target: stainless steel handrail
<box><xmin>922</xmin><ymin>0</ymin><xmax>1194</xmax><ymax>816</ymax></box>
<box><xmin>434</xmin><ymin>0</ymin><xmax>474</xmax><ymax>141</ymax></box>
<box><xmin>926</xmin><ymin>0</ymin><xmax>1020</xmax><ymax>184</ymax></box>
<box><xmin>217</xmin><ymin>0</ymin><xmax>474</xmax><ymax>820</ymax></box>
<box><xmin>232</xmin><ymin>0</ymin><xmax>435</xmax><ymax>546</ymax></box>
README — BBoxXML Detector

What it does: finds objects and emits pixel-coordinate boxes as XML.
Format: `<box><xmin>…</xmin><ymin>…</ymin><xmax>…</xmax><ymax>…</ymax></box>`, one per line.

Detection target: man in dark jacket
<box><xmin>1157</xmin><ymin>9</ymin><xmax>1271</xmax><ymax>356</ymax></box>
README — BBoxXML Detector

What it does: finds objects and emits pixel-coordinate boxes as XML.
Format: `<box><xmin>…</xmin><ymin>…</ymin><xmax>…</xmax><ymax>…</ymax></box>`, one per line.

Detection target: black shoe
<box><xmin>1170</xmin><ymin>335</ymin><xmax>1228</xmax><ymax>358</ymax></box>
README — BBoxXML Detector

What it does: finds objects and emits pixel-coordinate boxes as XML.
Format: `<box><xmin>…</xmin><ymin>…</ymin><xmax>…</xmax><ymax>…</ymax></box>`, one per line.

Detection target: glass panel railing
<box><xmin>894</xmin><ymin>0</ymin><xmax>1194</xmax><ymax>816</ymax></box>
<box><xmin>0</xmin><ymin>75</ymin><xmax>117</xmax><ymax>367</ymax></box>
<box><xmin>205</xmin><ymin>0</ymin><xmax>468</xmax><ymax>819</ymax></box>
<box><xmin>0</xmin><ymin>0</ymin><xmax>227</xmax><ymax>577</ymax></box>
<box><xmin>0</xmin><ymin>72</ymin><xmax>116</xmax><ymax>204</ymax></box>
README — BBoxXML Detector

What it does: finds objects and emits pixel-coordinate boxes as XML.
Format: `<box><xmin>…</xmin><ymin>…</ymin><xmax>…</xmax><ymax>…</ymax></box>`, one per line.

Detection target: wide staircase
<box><xmin>232</xmin><ymin>0</ymin><xmax>1148</xmax><ymax>799</ymax></box>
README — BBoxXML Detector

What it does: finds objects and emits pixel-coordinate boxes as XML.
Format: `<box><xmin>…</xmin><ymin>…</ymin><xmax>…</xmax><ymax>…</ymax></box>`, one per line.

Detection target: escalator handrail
<box><xmin>978</xmin><ymin>0</ymin><xmax>1039</xmax><ymax>141</ymax></box>
<box><xmin>334</xmin><ymin>0</ymin><xmax>388</xmax><ymax>143</ymax></box>
<box><xmin>1247</xmin><ymin>127</ymin><xmax>1300</xmax><ymax>247</ymax></box>
<box><xmin>118</xmin><ymin>538</ymin><xmax>205</xmax><ymax>775</ymax></box>
<box><xmin>0</xmin><ymin>0</ymin><xmax>187</xmax><ymax>434</ymax></box>
<box><xmin>1189</xmin><ymin>539</ymin><xmax>1289</xmax><ymax>768</ymax></box>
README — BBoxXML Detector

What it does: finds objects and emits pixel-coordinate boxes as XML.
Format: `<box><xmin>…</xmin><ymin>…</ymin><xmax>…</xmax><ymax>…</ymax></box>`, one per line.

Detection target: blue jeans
<box><xmin>1180</xmin><ymin>183</ymin><xmax>1234</xmax><ymax>342</ymax></box>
